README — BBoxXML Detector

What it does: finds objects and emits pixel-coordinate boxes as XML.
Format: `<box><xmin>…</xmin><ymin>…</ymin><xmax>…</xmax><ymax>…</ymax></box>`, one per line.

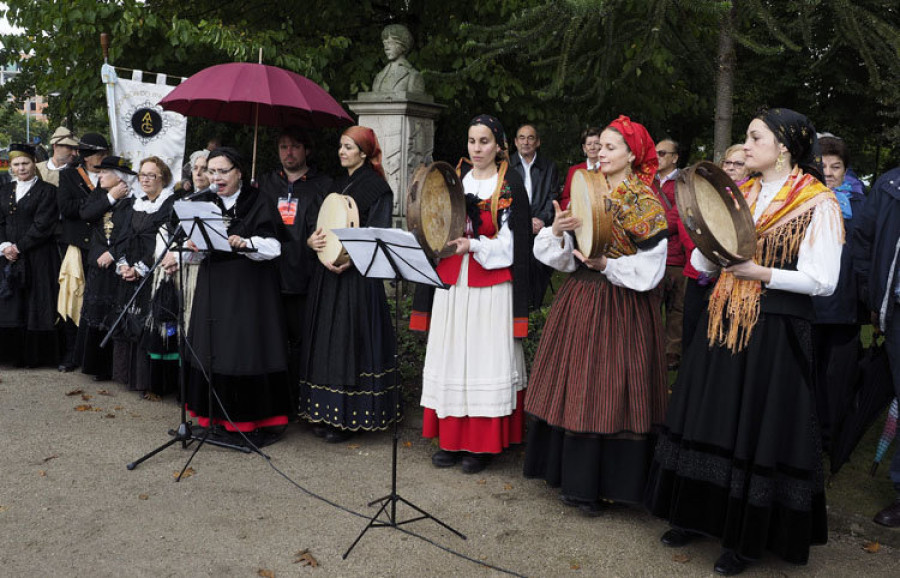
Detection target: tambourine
<box><xmin>406</xmin><ymin>161</ymin><xmax>466</xmax><ymax>260</ymax></box>
<box><xmin>675</xmin><ymin>161</ymin><xmax>756</xmax><ymax>267</ymax></box>
<box><xmin>316</xmin><ymin>192</ymin><xmax>359</xmax><ymax>266</ymax></box>
<box><xmin>569</xmin><ymin>169</ymin><xmax>613</xmax><ymax>258</ymax></box>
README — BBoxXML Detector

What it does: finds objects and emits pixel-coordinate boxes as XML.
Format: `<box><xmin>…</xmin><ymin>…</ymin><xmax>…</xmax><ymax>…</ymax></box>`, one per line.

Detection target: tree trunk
<box><xmin>713</xmin><ymin>5</ymin><xmax>737</xmax><ymax>163</ymax></box>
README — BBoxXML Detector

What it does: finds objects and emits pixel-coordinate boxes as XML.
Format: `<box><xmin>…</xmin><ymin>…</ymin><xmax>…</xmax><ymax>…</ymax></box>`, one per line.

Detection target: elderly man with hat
<box><xmin>36</xmin><ymin>127</ymin><xmax>80</xmax><ymax>187</ymax></box>
<box><xmin>56</xmin><ymin>133</ymin><xmax>130</xmax><ymax>372</ymax></box>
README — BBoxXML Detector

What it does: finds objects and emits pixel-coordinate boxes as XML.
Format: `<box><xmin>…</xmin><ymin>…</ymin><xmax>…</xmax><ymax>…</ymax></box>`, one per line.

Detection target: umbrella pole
<box><xmin>251</xmin><ymin>102</ymin><xmax>259</xmax><ymax>183</ymax></box>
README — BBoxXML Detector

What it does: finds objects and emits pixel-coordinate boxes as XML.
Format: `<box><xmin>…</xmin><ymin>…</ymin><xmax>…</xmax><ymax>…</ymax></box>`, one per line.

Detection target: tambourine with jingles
<box><xmin>316</xmin><ymin>192</ymin><xmax>359</xmax><ymax>266</ymax></box>
<box><xmin>675</xmin><ymin>161</ymin><xmax>756</xmax><ymax>267</ymax></box>
<box><xmin>406</xmin><ymin>161</ymin><xmax>466</xmax><ymax>260</ymax></box>
<box><xmin>568</xmin><ymin>168</ymin><xmax>613</xmax><ymax>258</ymax></box>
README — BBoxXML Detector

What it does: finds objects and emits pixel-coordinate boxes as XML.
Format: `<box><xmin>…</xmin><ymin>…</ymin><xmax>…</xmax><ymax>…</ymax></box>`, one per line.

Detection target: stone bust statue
<box><xmin>372</xmin><ymin>24</ymin><xmax>426</xmax><ymax>94</ymax></box>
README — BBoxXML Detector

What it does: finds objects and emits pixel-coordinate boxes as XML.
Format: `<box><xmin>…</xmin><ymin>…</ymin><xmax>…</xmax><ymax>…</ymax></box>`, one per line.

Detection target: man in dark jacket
<box><xmin>854</xmin><ymin>165</ymin><xmax>900</xmax><ymax>528</ymax></box>
<box><xmin>509</xmin><ymin>124</ymin><xmax>559</xmax><ymax>308</ymax></box>
<box><xmin>257</xmin><ymin>126</ymin><xmax>333</xmax><ymax>405</ymax></box>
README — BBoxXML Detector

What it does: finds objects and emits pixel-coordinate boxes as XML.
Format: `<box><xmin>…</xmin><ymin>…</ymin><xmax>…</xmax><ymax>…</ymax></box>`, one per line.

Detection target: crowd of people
<box><xmin>2</xmin><ymin>106</ymin><xmax>899</xmax><ymax>576</ymax></box>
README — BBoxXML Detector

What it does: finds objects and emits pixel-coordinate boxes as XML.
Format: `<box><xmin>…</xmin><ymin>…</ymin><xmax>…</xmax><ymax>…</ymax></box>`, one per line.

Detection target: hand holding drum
<box><xmin>406</xmin><ymin>161</ymin><xmax>466</xmax><ymax>260</ymax></box>
<box><xmin>313</xmin><ymin>192</ymin><xmax>358</xmax><ymax>274</ymax></box>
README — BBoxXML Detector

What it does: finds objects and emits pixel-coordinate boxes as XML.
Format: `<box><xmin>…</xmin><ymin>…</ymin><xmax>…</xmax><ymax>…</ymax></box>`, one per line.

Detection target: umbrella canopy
<box><xmin>871</xmin><ymin>397</ymin><xmax>898</xmax><ymax>476</ymax></box>
<box><xmin>830</xmin><ymin>342</ymin><xmax>895</xmax><ymax>475</ymax></box>
<box><xmin>159</xmin><ymin>63</ymin><xmax>353</xmax><ymax>128</ymax></box>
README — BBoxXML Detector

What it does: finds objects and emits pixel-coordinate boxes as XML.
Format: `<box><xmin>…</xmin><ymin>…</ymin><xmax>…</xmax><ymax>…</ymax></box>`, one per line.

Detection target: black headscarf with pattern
<box><xmin>469</xmin><ymin>114</ymin><xmax>507</xmax><ymax>151</ymax></box>
<box><xmin>756</xmin><ymin>107</ymin><xmax>824</xmax><ymax>184</ymax></box>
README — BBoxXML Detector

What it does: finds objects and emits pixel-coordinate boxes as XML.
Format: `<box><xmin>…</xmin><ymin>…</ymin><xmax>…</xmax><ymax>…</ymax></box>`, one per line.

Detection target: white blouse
<box><xmin>691</xmin><ymin>176</ymin><xmax>842</xmax><ymax>296</ymax></box>
<box><xmin>463</xmin><ymin>172</ymin><xmax>514</xmax><ymax>270</ymax></box>
<box><xmin>533</xmin><ymin>227</ymin><xmax>667</xmax><ymax>292</ymax></box>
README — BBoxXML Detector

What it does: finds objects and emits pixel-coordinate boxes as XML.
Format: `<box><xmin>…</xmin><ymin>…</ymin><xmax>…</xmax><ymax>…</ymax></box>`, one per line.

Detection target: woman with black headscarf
<box><xmin>409</xmin><ymin>115</ymin><xmax>532</xmax><ymax>474</ymax></box>
<box><xmin>182</xmin><ymin>147</ymin><xmax>291</xmax><ymax>446</ymax></box>
<box><xmin>645</xmin><ymin>109</ymin><xmax>844</xmax><ymax>575</ymax></box>
<box><xmin>0</xmin><ymin>144</ymin><xmax>61</xmax><ymax>367</ymax></box>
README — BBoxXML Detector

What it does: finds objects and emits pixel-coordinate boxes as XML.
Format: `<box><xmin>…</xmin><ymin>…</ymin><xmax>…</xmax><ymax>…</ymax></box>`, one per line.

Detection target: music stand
<box><xmin>125</xmin><ymin>204</ymin><xmax>260</xmax><ymax>478</ymax></box>
<box><xmin>332</xmin><ymin>227</ymin><xmax>466</xmax><ymax>559</ymax></box>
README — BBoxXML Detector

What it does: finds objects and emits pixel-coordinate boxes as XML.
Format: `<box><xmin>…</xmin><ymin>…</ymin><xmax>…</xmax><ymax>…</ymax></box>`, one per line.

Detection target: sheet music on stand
<box><xmin>332</xmin><ymin>227</ymin><xmax>446</xmax><ymax>289</ymax></box>
<box><xmin>173</xmin><ymin>200</ymin><xmax>232</xmax><ymax>252</ymax></box>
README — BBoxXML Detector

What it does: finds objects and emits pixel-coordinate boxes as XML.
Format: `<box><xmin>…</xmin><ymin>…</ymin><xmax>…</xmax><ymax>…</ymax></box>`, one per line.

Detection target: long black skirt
<box><xmin>298</xmin><ymin>267</ymin><xmax>399</xmax><ymax>431</ymax></box>
<box><xmin>644</xmin><ymin>311</ymin><xmax>827</xmax><ymax>565</ymax></box>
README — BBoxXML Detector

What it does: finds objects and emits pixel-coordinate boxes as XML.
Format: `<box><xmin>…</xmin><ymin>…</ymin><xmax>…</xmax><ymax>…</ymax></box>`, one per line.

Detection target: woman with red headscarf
<box><xmin>301</xmin><ymin>126</ymin><xmax>399</xmax><ymax>443</ymax></box>
<box><xmin>523</xmin><ymin>116</ymin><xmax>669</xmax><ymax>514</ymax></box>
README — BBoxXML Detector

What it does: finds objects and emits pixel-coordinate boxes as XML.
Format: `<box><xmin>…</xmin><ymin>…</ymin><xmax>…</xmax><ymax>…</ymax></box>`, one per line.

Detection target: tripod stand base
<box><xmin>126</xmin><ymin>421</ymin><xmax>252</xmax><ymax>472</ymax></box>
<box><xmin>343</xmin><ymin>491</ymin><xmax>467</xmax><ymax>559</ymax></box>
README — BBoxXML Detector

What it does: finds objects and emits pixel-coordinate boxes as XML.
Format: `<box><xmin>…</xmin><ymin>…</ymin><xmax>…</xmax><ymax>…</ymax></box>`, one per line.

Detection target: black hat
<box><xmin>8</xmin><ymin>143</ymin><xmax>37</xmax><ymax>160</ymax></box>
<box><xmin>77</xmin><ymin>133</ymin><xmax>110</xmax><ymax>153</ymax></box>
<box><xmin>96</xmin><ymin>156</ymin><xmax>136</xmax><ymax>175</ymax></box>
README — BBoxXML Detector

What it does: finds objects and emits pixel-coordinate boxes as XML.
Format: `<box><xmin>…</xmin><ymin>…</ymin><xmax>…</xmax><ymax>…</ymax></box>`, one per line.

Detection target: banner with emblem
<box><xmin>101</xmin><ymin>63</ymin><xmax>187</xmax><ymax>183</ymax></box>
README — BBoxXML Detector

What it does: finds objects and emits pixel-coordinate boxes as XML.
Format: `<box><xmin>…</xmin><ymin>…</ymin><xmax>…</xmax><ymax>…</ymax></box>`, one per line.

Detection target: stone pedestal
<box><xmin>346</xmin><ymin>92</ymin><xmax>445</xmax><ymax>226</ymax></box>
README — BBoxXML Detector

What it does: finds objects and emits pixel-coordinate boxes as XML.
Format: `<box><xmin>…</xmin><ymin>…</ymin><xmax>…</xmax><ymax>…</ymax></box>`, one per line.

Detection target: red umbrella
<box><xmin>158</xmin><ymin>62</ymin><xmax>354</xmax><ymax>178</ymax></box>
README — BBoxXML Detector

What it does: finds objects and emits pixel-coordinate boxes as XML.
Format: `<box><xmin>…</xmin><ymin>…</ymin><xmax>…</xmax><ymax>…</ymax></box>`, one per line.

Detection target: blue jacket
<box><xmin>813</xmin><ymin>170</ymin><xmax>866</xmax><ymax>324</ymax></box>
<box><xmin>853</xmin><ymin>167</ymin><xmax>900</xmax><ymax>331</ymax></box>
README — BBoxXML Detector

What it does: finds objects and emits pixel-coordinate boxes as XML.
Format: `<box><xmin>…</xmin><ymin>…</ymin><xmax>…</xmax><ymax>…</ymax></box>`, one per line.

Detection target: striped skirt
<box><xmin>524</xmin><ymin>268</ymin><xmax>667</xmax><ymax>434</ymax></box>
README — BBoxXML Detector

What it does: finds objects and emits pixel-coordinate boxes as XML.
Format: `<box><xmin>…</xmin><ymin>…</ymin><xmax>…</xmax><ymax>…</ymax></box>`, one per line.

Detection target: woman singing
<box><xmin>411</xmin><ymin>114</ymin><xmax>532</xmax><ymax>474</ymax></box>
<box><xmin>523</xmin><ymin>116</ymin><xmax>668</xmax><ymax>512</ymax></box>
<box><xmin>301</xmin><ymin>126</ymin><xmax>399</xmax><ymax>443</ymax></box>
<box><xmin>645</xmin><ymin>109</ymin><xmax>842</xmax><ymax>575</ymax></box>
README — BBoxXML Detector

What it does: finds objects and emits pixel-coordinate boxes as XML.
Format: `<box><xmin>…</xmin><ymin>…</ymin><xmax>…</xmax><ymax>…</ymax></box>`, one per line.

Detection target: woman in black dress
<box><xmin>183</xmin><ymin>147</ymin><xmax>291</xmax><ymax>445</ymax></box>
<box><xmin>111</xmin><ymin>156</ymin><xmax>177</xmax><ymax>391</ymax></box>
<box><xmin>301</xmin><ymin>126</ymin><xmax>399</xmax><ymax>443</ymax></box>
<box><xmin>0</xmin><ymin>144</ymin><xmax>61</xmax><ymax>367</ymax></box>
<box><xmin>79</xmin><ymin>156</ymin><xmax>136</xmax><ymax>380</ymax></box>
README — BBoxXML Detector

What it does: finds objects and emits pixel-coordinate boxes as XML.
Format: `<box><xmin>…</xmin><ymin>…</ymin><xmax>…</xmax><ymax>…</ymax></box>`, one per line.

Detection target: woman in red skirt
<box><xmin>523</xmin><ymin>116</ymin><xmax>669</xmax><ymax>513</ymax></box>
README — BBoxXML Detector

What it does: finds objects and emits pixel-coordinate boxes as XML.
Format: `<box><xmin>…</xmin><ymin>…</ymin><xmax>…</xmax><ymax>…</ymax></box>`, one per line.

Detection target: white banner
<box><xmin>101</xmin><ymin>63</ymin><xmax>187</xmax><ymax>184</ymax></box>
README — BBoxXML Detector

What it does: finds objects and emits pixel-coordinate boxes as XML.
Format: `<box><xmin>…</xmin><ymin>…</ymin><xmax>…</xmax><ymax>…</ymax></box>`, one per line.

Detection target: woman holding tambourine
<box><xmin>301</xmin><ymin>126</ymin><xmax>398</xmax><ymax>444</ymax></box>
<box><xmin>523</xmin><ymin>116</ymin><xmax>669</xmax><ymax>514</ymax></box>
<box><xmin>410</xmin><ymin>114</ymin><xmax>532</xmax><ymax>475</ymax></box>
<box><xmin>645</xmin><ymin>109</ymin><xmax>843</xmax><ymax>575</ymax></box>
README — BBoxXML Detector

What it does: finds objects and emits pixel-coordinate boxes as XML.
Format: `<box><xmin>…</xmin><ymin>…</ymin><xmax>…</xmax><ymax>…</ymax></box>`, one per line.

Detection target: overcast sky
<box><xmin>0</xmin><ymin>4</ymin><xmax>23</xmax><ymax>36</ymax></box>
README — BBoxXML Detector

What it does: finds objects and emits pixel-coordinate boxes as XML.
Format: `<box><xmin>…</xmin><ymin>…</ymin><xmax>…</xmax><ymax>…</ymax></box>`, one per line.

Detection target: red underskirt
<box><xmin>422</xmin><ymin>390</ymin><xmax>526</xmax><ymax>454</ymax></box>
<box><xmin>187</xmin><ymin>407</ymin><xmax>288</xmax><ymax>433</ymax></box>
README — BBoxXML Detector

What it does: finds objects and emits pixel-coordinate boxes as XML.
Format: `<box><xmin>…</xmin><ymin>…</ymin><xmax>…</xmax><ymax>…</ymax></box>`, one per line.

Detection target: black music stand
<box><xmin>125</xmin><ymin>206</ymin><xmax>260</xmax><ymax>478</ymax></box>
<box><xmin>332</xmin><ymin>227</ymin><xmax>466</xmax><ymax>559</ymax></box>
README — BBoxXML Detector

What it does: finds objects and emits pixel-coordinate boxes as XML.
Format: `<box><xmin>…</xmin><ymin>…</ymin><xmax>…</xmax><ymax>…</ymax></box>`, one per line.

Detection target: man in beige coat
<box><xmin>36</xmin><ymin>127</ymin><xmax>79</xmax><ymax>186</ymax></box>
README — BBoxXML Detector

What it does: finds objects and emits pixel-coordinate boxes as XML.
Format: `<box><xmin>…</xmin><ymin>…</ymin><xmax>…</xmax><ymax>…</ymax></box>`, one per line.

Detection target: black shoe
<box><xmin>873</xmin><ymin>498</ymin><xmax>900</xmax><ymax>527</ymax></box>
<box><xmin>460</xmin><ymin>453</ymin><xmax>492</xmax><ymax>474</ymax></box>
<box><xmin>431</xmin><ymin>450</ymin><xmax>460</xmax><ymax>468</ymax></box>
<box><xmin>58</xmin><ymin>363</ymin><xmax>76</xmax><ymax>373</ymax></box>
<box><xmin>714</xmin><ymin>550</ymin><xmax>750</xmax><ymax>576</ymax></box>
<box><xmin>660</xmin><ymin>528</ymin><xmax>700</xmax><ymax>548</ymax></box>
<box><xmin>311</xmin><ymin>424</ymin><xmax>329</xmax><ymax>438</ymax></box>
<box><xmin>577</xmin><ymin>501</ymin><xmax>606</xmax><ymax>517</ymax></box>
<box><xmin>324</xmin><ymin>428</ymin><xmax>354</xmax><ymax>443</ymax></box>
<box><xmin>559</xmin><ymin>494</ymin><xmax>581</xmax><ymax>508</ymax></box>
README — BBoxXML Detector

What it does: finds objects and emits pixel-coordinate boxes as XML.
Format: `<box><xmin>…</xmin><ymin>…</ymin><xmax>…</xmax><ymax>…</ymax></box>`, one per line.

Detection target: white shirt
<box><xmin>463</xmin><ymin>172</ymin><xmax>514</xmax><ymax>270</ymax></box>
<box><xmin>659</xmin><ymin>168</ymin><xmax>678</xmax><ymax>187</ymax></box>
<box><xmin>586</xmin><ymin>160</ymin><xmax>601</xmax><ymax>171</ymax></box>
<box><xmin>691</xmin><ymin>176</ymin><xmax>842</xmax><ymax>296</ymax></box>
<box><xmin>0</xmin><ymin>177</ymin><xmax>40</xmax><ymax>253</ymax></box>
<box><xmin>518</xmin><ymin>152</ymin><xmax>536</xmax><ymax>202</ymax></box>
<box><xmin>533</xmin><ymin>227</ymin><xmax>667</xmax><ymax>292</ymax></box>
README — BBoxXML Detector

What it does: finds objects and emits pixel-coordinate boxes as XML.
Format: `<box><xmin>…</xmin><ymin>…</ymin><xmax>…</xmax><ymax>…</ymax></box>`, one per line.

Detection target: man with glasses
<box><xmin>257</xmin><ymin>127</ymin><xmax>332</xmax><ymax>404</ymax></box>
<box><xmin>653</xmin><ymin>138</ymin><xmax>686</xmax><ymax>370</ymax></box>
<box><xmin>509</xmin><ymin>124</ymin><xmax>560</xmax><ymax>308</ymax></box>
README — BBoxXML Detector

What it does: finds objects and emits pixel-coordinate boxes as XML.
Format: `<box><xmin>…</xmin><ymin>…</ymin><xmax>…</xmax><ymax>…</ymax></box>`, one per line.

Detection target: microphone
<box><xmin>184</xmin><ymin>182</ymin><xmax>218</xmax><ymax>200</ymax></box>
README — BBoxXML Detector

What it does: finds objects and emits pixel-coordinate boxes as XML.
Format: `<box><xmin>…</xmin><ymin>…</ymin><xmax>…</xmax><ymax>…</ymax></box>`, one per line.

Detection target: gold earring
<box><xmin>775</xmin><ymin>152</ymin><xmax>786</xmax><ymax>172</ymax></box>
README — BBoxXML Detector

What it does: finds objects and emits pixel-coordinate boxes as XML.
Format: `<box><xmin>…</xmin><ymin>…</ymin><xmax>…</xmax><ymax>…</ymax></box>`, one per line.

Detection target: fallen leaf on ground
<box><xmin>174</xmin><ymin>467</ymin><xmax>195</xmax><ymax>479</ymax></box>
<box><xmin>38</xmin><ymin>470</ymin><xmax>46</xmax><ymax>477</ymax></box>
<box><xmin>74</xmin><ymin>404</ymin><xmax>93</xmax><ymax>411</ymax></box>
<box><xmin>42</xmin><ymin>454</ymin><xmax>59</xmax><ymax>463</ymax></box>
<box><xmin>143</xmin><ymin>392</ymin><xmax>162</xmax><ymax>402</ymax></box>
<box><xmin>293</xmin><ymin>549</ymin><xmax>318</xmax><ymax>567</ymax></box>
<box><xmin>104</xmin><ymin>413</ymin><xmax>116</xmax><ymax>419</ymax></box>
<box><xmin>80</xmin><ymin>394</ymin><xmax>92</xmax><ymax>401</ymax></box>
<box><xmin>570</xmin><ymin>563</ymin><xmax>581</xmax><ymax>570</ymax></box>
<box><xmin>97</xmin><ymin>389</ymin><xmax>113</xmax><ymax>396</ymax></box>
<box><xmin>476</xmin><ymin>479</ymin><xmax>487</xmax><ymax>485</ymax></box>
<box><xmin>672</xmin><ymin>553</ymin><xmax>691</xmax><ymax>563</ymax></box>
<box><xmin>129</xmin><ymin>412</ymin><xmax>141</xmax><ymax>417</ymax></box>
<box><xmin>257</xmin><ymin>569</ymin><xmax>275</xmax><ymax>578</ymax></box>
<box><xmin>863</xmin><ymin>541</ymin><xmax>881</xmax><ymax>553</ymax></box>
<box><xmin>503</xmin><ymin>483</ymin><xmax>513</xmax><ymax>491</ymax></box>
<box><xmin>347</xmin><ymin>443</ymin><xmax>361</xmax><ymax>450</ymax></box>
<box><xmin>403</xmin><ymin>441</ymin><xmax>412</xmax><ymax>448</ymax></box>
<box><xmin>138</xmin><ymin>494</ymin><xmax>149</xmax><ymax>500</ymax></box>
<box><xmin>65</xmin><ymin>388</ymin><xmax>84</xmax><ymax>396</ymax></box>
<box><xmin>92</xmin><ymin>407</ymin><xmax>103</xmax><ymax>412</ymax></box>
<box><xmin>0</xmin><ymin>505</ymin><xmax>6</xmax><ymax>512</ymax></box>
